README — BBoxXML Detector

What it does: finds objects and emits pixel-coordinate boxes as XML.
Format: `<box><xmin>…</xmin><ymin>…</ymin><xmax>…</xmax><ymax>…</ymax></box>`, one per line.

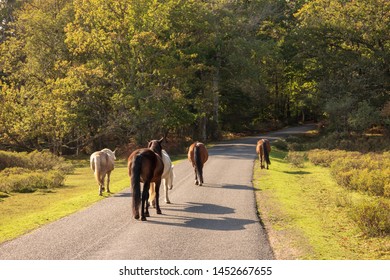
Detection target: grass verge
<box><xmin>254</xmin><ymin>148</ymin><xmax>390</xmax><ymax>259</ymax></box>
<box><xmin>0</xmin><ymin>159</ymin><xmax>130</xmax><ymax>244</ymax></box>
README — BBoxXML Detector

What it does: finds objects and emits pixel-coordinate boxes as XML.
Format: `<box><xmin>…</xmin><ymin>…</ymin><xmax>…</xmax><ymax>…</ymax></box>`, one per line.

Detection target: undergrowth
<box><xmin>0</xmin><ymin>150</ymin><xmax>73</xmax><ymax>193</ymax></box>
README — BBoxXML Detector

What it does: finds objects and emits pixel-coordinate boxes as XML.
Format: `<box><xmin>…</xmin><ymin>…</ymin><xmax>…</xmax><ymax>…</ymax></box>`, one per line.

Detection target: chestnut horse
<box><xmin>90</xmin><ymin>148</ymin><xmax>116</xmax><ymax>196</ymax></box>
<box><xmin>188</xmin><ymin>142</ymin><xmax>208</xmax><ymax>186</ymax></box>
<box><xmin>256</xmin><ymin>139</ymin><xmax>271</xmax><ymax>169</ymax></box>
<box><xmin>128</xmin><ymin>138</ymin><xmax>164</xmax><ymax>221</ymax></box>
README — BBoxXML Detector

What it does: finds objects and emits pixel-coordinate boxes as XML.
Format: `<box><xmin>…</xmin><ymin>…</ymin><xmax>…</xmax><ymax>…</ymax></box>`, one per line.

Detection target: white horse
<box><xmin>149</xmin><ymin>149</ymin><xmax>174</xmax><ymax>204</ymax></box>
<box><xmin>90</xmin><ymin>148</ymin><xmax>116</xmax><ymax>196</ymax></box>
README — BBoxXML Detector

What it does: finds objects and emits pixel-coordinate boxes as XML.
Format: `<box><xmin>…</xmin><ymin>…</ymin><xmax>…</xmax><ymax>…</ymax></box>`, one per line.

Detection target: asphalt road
<box><xmin>0</xmin><ymin>124</ymin><xmax>316</xmax><ymax>260</ymax></box>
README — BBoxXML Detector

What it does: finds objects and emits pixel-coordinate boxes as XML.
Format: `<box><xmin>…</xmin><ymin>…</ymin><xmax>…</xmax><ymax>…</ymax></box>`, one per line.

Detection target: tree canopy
<box><xmin>0</xmin><ymin>0</ymin><xmax>389</xmax><ymax>154</ymax></box>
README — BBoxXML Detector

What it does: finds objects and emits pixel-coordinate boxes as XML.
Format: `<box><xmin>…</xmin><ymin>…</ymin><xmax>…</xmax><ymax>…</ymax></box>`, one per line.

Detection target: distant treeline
<box><xmin>0</xmin><ymin>0</ymin><xmax>389</xmax><ymax>155</ymax></box>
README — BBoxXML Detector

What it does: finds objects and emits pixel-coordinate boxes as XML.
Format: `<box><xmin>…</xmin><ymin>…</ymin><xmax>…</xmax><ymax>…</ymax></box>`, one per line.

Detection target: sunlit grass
<box><xmin>254</xmin><ymin>148</ymin><xmax>390</xmax><ymax>260</ymax></box>
<box><xmin>0</xmin><ymin>159</ymin><xmax>129</xmax><ymax>243</ymax></box>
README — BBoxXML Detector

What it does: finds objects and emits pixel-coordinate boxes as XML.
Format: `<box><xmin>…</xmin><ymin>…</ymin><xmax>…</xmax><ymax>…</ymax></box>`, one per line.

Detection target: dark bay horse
<box><xmin>188</xmin><ymin>142</ymin><xmax>208</xmax><ymax>186</ymax></box>
<box><xmin>90</xmin><ymin>148</ymin><xmax>116</xmax><ymax>196</ymax></box>
<box><xmin>256</xmin><ymin>138</ymin><xmax>271</xmax><ymax>169</ymax></box>
<box><xmin>128</xmin><ymin>138</ymin><xmax>164</xmax><ymax>221</ymax></box>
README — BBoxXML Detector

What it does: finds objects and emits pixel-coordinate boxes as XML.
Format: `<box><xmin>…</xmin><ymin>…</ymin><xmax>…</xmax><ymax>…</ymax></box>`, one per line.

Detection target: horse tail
<box><xmin>194</xmin><ymin>144</ymin><xmax>203</xmax><ymax>174</ymax></box>
<box><xmin>131</xmin><ymin>154</ymin><xmax>143</xmax><ymax>208</ymax></box>
<box><xmin>93</xmin><ymin>155</ymin><xmax>103</xmax><ymax>185</ymax></box>
<box><xmin>263</xmin><ymin>141</ymin><xmax>271</xmax><ymax>165</ymax></box>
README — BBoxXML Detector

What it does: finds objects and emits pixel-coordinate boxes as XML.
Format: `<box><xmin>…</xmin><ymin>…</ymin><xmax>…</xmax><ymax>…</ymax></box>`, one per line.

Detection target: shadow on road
<box><xmin>147</xmin><ymin>202</ymin><xmax>256</xmax><ymax>231</ymax></box>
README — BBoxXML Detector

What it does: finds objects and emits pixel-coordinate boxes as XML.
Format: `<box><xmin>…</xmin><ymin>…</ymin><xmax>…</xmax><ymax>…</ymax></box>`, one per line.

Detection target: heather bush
<box><xmin>0</xmin><ymin>150</ymin><xmax>73</xmax><ymax>173</ymax></box>
<box><xmin>272</xmin><ymin>139</ymin><xmax>288</xmax><ymax>151</ymax></box>
<box><xmin>350</xmin><ymin>199</ymin><xmax>390</xmax><ymax>237</ymax></box>
<box><xmin>0</xmin><ymin>150</ymin><xmax>72</xmax><ymax>193</ymax></box>
<box><xmin>307</xmin><ymin>149</ymin><xmax>359</xmax><ymax>167</ymax></box>
<box><xmin>331</xmin><ymin>153</ymin><xmax>390</xmax><ymax>197</ymax></box>
<box><xmin>285</xmin><ymin>151</ymin><xmax>306</xmax><ymax>168</ymax></box>
<box><xmin>0</xmin><ymin>169</ymin><xmax>65</xmax><ymax>193</ymax></box>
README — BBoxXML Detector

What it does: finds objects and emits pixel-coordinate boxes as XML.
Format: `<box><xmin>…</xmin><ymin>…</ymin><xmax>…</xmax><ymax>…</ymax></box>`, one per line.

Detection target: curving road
<box><xmin>0</xmin><ymin>124</ymin><xmax>316</xmax><ymax>260</ymax></box>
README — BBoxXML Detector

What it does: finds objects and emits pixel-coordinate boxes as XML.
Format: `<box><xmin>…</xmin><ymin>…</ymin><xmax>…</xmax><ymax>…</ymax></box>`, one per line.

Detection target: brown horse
<box><xmin>256</xmin><ymin>139</ymin><xmax>271</xmax><ymax>169</ymax></box>
<box><xmin>188</xmin><ymin>142</ymin><xmax>208</xmax><ymax>186</ymax></box>
<box><xmin>90</xmin><ymin>148</ymin><xmax>116</xmax><ymax>196</ymax></box>
<box><xmin>128</xmin><ymin>138</ymin><xmax>164</xmax><ymax>221</ymax></box>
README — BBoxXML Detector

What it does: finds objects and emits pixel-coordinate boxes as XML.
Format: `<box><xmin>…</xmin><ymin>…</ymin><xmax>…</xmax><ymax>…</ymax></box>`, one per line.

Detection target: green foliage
<box><xmin>1</xmin><ymin>0</ymin><xmax>389</xmax><ymax>153</ymax></box>
<box><xmin>0</xmin><ymin>168</ymin><xmax>65</xmax><ymax>193</ymax></box>
<box><xmin>294</xmin><ymin>0</ymin><xmax>390</xmax><ymax>133</ymax></box>
<box><xmin>307</xmin><ymin>149</ymin><xmax>359</xmax><ymax>167</ymax></box>
<box><xmin>0</xmin><ymin>150</ymin><xmax>73</xmax><ymax>193</ymax></box>
<box><xmin>285</xmin><ymin>151</ymin><xmax>306</xmax><ymax>168</ymax></box>
<box><xmin>331</xmin><ymin>153</ymin><xmax>390</xmax><ymax>197</ymax></box>
<box><xmin>272</xmin><ymin>139</ymin><xmax>289</xmax><ymax>151</ymax></box>
<box><xmin>350</xmin><ymin>199</ymin><xmax>390</xmax><ymax>237</ymax></box>
<box><xmin>308</xmin><ymin>149</ymin><xmax>390</xmax><ymax>197</ymax></box>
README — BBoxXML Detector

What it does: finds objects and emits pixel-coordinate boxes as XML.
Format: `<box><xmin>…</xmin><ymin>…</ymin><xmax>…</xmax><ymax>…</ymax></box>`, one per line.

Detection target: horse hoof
<box><xmin>134</xmin><ymin>214</ymin><xmax>140</xmax><ymax>220</ymax></box>
<box><xmin>157</xmin><ymin>209</ymin><xmax>162</xmax><ymax>214</ymax></box>
<box><xmin>145</xmin><ymin>213</ymin><xmax>150</xmax><ymax>217</ymax></box>
<box><xmin>141</xmin><ymin>217</ymin><xmax>147</xmax><ymax>221</ymax></box>
<box><xmin>195</xmin><ymin>181</ymin><xmax>199</xmax><ymax>185</ymax></box>
<box><xmin>199</xmin><ymin>183</ymin><xmax>202</xmax><ymax>186</ymax></box>
<box><xmin>165</xmin><ymin>201</ymin><xmax>171</xmax><ymax>204</ymax></box>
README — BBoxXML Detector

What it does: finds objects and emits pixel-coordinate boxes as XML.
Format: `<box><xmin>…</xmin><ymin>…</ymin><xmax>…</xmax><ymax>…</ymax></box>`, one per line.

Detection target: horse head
<box><xmin>148</xmin><ymin>137</ymin><xmax>164</xmax><ymax>157</ymax></box>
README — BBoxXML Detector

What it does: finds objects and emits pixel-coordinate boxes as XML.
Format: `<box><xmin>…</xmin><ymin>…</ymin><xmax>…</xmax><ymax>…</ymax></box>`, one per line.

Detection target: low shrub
<box><xmin>307</xmin><ymin>149</ymin><xmax>360</xmax><ymax>167</ymax></box>
<box><xmin>350</xmin><ymin>199</ymin><xmax>390</xmax><ymax>237</ymax></box>
<box><xmin>0</xmin><ymin>150</ymin><xmax>73</xmax><ymax>173</ymax></box>
<box><xmin>331</xmin><ymin>153</ymin><xmax>390</xmax><ymax>197</ymax></box>
<box><xmin>273</xmin><ymin>139</ymin><xmax>288</xmax><ymax>151</ymax></box>
<box><xmin>0</xmin><ymin>150</ymin><xmax>72</xmax><ymax>193</ymax></box>
<box><xmin>285</xmin><ymin>151</ymin><xmax>306</xmax><ymax>168</ymax></box>
<box><xmin>0</xmin><ymin>169</ymin><xmax>65</xmax><ymax>193</ymax></box>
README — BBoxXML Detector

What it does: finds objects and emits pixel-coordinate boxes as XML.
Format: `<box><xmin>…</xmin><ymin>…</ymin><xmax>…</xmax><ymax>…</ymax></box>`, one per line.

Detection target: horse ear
<box><xmin>158</xmin><ymin>137</ymin><xmax>164</xmax><ymax>144</ymax></box>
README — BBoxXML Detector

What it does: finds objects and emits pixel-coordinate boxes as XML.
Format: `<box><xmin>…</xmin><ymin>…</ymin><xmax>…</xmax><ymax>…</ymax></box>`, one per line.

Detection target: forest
<box><xmin>0</xmin><ymin>0</ymin><xmax>389</xmax><ymax>155</ymax></box>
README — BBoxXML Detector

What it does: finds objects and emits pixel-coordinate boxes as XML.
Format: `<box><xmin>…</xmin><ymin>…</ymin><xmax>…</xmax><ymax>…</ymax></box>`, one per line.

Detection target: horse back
<box><xmin>91</xmin><ymin>151</ymin><xmax>114</xmax><ymax>173</ymax></box>
<box><xmin>188</xmin><ymin>142</ymin><xmax>208</xmax><ymax>165</ymax></box>
<box><xmin>161</xmin><ymin>150</ymin><xmax>173</xmax><ymax>177</ymax></box>
<box><xmin>256</xmin><ymin>139</ymin><xmax>271</xmax><ymax>154</ymax></box>
<box><xmin>128</xmin><ymin>148</ymin><xmax>164</xmax><ymax>182</ymax></box>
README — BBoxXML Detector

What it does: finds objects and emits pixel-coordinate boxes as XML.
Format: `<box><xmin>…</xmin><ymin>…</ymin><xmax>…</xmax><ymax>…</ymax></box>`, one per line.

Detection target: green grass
<box><xmin>254</xmin><ymin>148</ymin><xmax>390</xmax><ymax>260</ymax></box>
<box><xmin>0</xmin><ymin>159</ymin><xmax>129</xmax><ymax>243</ymax></box>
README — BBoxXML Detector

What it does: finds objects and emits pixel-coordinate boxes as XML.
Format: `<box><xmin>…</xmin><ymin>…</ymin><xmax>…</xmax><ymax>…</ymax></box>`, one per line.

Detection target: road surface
<box><xmin>0</xmin><ymin>124</ymin><xmax>316</xmax><ymax>260</ymax></box>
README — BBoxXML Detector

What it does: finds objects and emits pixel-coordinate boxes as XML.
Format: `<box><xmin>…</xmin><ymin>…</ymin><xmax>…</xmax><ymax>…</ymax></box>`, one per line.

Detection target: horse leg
<box><xmin>198</xmin><ymin>164</ymin><xmax>204</xmax><ymax>186</ymax></box>
<box><xmin>155</xmin><ymin>179</ymin><xmax>162</xmax><ymax>214</ymax></box>
<box><xmin>99</xmin><ymin>174</ymin><xmax>105</xmax><ymax>195</ymax></box>
<box><xmin>141</xmin><ymin>181</ymin><xmax>150</xmax><ymax>221</ymax></box>
<box><xmin>99</xmin><ymin>183</ymin><xmax>103</xmax><ymax>196</ymax></box>
<box><xmin>106</xmin><ymin>171</ymin><xmax>111</xmax><ymax>193</ymax></box>
<box><xmin>194</xmin><ymin>168</ymin><xmax>199</xmax><ymax>185</ymax></box>
<box><xmin>163</xmin><ymin>178</ymin><xmax>170</xmax><ymax>204</ymax></box>
<box><xmin>260</xmin><ymin>152</ymin><xmax>264</xmax><ymax>169</ymax></box>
